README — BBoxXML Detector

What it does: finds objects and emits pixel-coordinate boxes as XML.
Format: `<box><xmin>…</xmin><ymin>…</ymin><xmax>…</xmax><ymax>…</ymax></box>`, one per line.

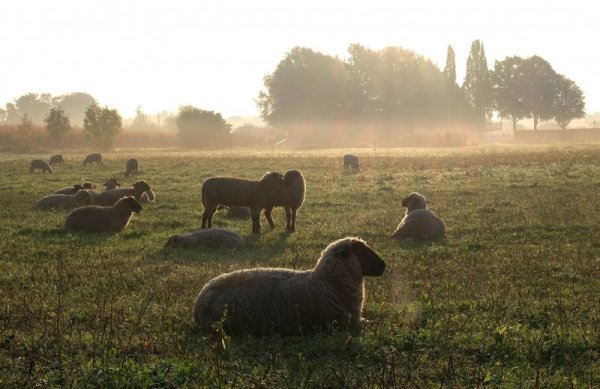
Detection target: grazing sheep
<box><xmin>103</xmin><ymin>179</ymin><xmax>121</xmax><ymax>190</ymax></box>
<box><xmin>166</xmin><ymin>228</ymin><xmax>245</xmax><ymax>249</ymax></box>
<box><xmin>393</xmin><ymin>192</ymin><xmax>445</xmax><ymax>240</ymax></box>
<box><xmin>82</xmin><ymin>153</ymin><xmax>102</xmax><ymax>166</ymax></box>
<box><xmin>49</xmin><ymin>154</ymin><xmax>65</xmax><ymax>165</ymax></box>
<box><xmin>140</xmin><ymin>189</ymin><xmax>156</xmax><ymax>204</ymax></box>
<box><xmin>217</xmin><ymin>205</ymin><xmax>251</xmax><ymax>220</ymax></box>
<box><xmin>125</xmin><ymin>158</ymin><xmax>139</xmax><ymax>177</ymax></box>
<box><xmin>35</xmin><ymin>190</ymin><xmax>92</xmax><ymax>210</ymax></box>
<box><xmin>54</xmin><ymin>184</ymin><xmax>84</xmax><ymax>195</ymax></box>
<box><xmin>65</xmin><ymin>196</ymin><xmax>142</xmax><ymax>232</ymax></box>
<box><xmin>343</xmin><ymin>154</ymin><xmax>360</xmax><ymax>171</ymax></box>
<box><xmin>193</xmin><ymin>237</ymin><xmax>386</xmax><ymax>336</ymax></box>
<box><xmin>93</xmin><ymin>180</ymin><xmax>151</xmax><ymax>206</ymax></box>
<box><xmin>201</xmin><ymin>172</ymin><xmax>284</xmax><ymax>234</ymax></box>
<box><xmin>264</xmin><ymin>169</ymin><xmax>305</xmax><ymax>232</ymax></box>
<box><xmin>30</xmin><ymin>159</ymin><xmax>53</xmax><ymax>174</ymax></box>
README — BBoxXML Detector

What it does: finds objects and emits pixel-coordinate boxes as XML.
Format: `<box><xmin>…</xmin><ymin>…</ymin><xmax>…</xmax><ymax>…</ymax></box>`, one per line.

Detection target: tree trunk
<box><xmin>512</xmin><ymin>116</ymin><xmax>518</xmax><ymax>132</ymax></box>
<box><xmin>533</xmin><ymin>115</ymin><xmax>538</xmax><ymax>131</ymax></box>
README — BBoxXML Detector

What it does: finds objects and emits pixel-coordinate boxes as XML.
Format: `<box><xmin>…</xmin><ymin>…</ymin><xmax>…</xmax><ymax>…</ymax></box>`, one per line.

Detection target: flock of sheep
<box><xmin>28</xmin><ymin>152</ymin><xmax>446</xmax><ymax>336</ymax></box>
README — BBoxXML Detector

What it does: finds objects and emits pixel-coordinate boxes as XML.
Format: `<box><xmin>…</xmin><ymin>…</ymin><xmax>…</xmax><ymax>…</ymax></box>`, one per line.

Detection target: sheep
<box><xmin>193</xmin><ymin>237</ymin><xmax>386</xmax><ymax>336</ymax></box>
<box><xmin>217</xmin><ymin>205</ymin><xmax>251</xmax><ymax>220</ymax></box>
<box><xmin>201</xmin><ymin>172</ymin><xmax>285</xmax><ymax>234</ymax></box>
<box><xmin>343</xmin><ymin>154</ymin><xmax>360</xmax><ymax>171</ymax></box>
<box><xmin>166</xmin><ymin>228</ymin><xmax>245</xmax><ymax>249</ymax></box>
<box><xmin>140</xmin><ymin>189</ymin><xmax>156</xmax><ymax>204</ymax></box>
<box><xmin>392</xmin><ymin>192</ymin><xmax>445</xmax><ymax>240</ymax></box>
<box><xmin>125</xmin><ymin>158</ymin><xmax>139</xmax><ymax>177</ymax></box>
<box><xmin>30</xmin><ymin>159</ymin><xmax>53</xmax><ymax>174</ymax></box>
<box><xmin>82</xmin><ymin>182</ymin><xmax>96</xmax><ymax>189</ymax></box>
<box><xmin>103</xmin><ymin>179</ymin><xmax>121</xmax><ymax>190</ymax></box>
<box><xmin>65</xmin><ymin>196</ymin><xmax>142</xmax><ymax>232</ymax></box>
<box><xmin>264</xmin><ymin>169</ymin><xmax>305</xmax><ymax>232</ymax></box>
<box><xmin>35</xmin><ymin>190</ymin><xmax>92</xmax><ymax>210</ymax></box>
<box><xmin>83</xmin><ymin>153</ymin><xmax>102</xmax><ymax>166</ymax></box>
<box><xmin>49</xmin><ymin>154</ymin><xmax>65</xmax><ymax>165</ymax></box>
<box><xmin>93</xmin><ymin>180</ymin><xmax>151</xmax><ymax>206</ymax></box>
<box><xmin>54</xmin><ymin>184</ymin><xmax>84</xmax><ymax>195</ymax></box>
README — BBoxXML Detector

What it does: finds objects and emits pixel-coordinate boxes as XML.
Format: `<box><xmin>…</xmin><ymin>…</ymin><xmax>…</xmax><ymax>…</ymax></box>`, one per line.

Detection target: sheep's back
<box><xmin>202</xmin><ymin>178</ymin><xmax>263</xmax><ymax>207</ymax></box>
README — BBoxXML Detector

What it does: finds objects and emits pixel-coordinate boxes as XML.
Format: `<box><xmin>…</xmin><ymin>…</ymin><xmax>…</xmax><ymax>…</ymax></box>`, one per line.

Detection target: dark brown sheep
<box><xmin>30</xmin><ymin>159</ymin><xmax>53</xmax><ymax>174</ymax></box>
<box><xmin>49</xmin><ymin>154</ymin><xmax>65</xmax><ymax>165</ymax></box>
<box><xmin>125</xmin><ymin>158</ymin><xmax>139</xmax><ymax>177</ymax></box>
<box><xmin>65</xmin><ymin>196</ymin><xmax>142</xmax><ymax>232</ymax></box>
<box><xmin>83</xmin><ymin>153</ymin><xmax>102</xmax><ymax>166</ymax></box>
<box><xmin>93</xmin><ymin>180</ymin><xmax>151</xmax><ymax>206</ymax></box>
<box><xmin>264</xmin><ymin>169</ymin><xmax>305</xmax><ymax>232</ymax></box>
<box><xmin>343</xmin><ymin>154</ymin><xmax>360</xmax><ymax>171</ymax></box>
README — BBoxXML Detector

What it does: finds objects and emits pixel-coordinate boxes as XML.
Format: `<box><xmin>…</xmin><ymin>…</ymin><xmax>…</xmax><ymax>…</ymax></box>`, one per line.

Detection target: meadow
<box><xmin>1</xmin><ymin>145</ymin><xmax>600</xmax><ymax>387</ymax></box>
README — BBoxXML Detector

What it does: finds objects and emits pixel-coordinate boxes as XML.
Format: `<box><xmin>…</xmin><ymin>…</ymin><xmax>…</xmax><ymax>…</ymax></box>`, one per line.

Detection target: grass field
<box><xmin>1</xmin><ymin>145</ymin><xmax>600</xmax><ymax>387</ymax></box>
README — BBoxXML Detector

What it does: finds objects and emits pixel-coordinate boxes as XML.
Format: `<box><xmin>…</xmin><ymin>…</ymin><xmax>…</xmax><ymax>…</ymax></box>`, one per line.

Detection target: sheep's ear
<box><xmin>351</xmin><ymin>240</ymin><xmax>386</xmax><ymax>276</ymax></box>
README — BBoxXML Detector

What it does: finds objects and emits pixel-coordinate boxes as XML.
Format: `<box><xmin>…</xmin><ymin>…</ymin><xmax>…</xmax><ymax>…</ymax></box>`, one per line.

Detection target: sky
<box><xmin>1</xmin><ymin>0</ymin><xmax>599</xmax><ymax>119</ymax></box>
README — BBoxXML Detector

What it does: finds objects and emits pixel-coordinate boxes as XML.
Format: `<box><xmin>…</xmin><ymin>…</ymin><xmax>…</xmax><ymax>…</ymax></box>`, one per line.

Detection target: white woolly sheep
<box><xmin>193</xmin><ymin>237</ymin><xmax>386</xmax><ymax>336</ymax></box>
<box><xmin>264</xmin><ymin>169</ymin><xmax>305</xmax><ymax>232</ymax></box>
<box><xmin>201</xmin><ymin>172</ymin><xmax>285</xmax><ymax>234</ymax></box>
<box><xmin>30</xmin><ymin>159</ymin><xmax>53</xmax><ymax>174</ymax></box>
<box><xmin>393</xmin><ymin>192</ymin><xmax>445</xmax><ymax>240</ymax></box>
<box><xmin>35</xmin><ymin>190</ymin><xmax>92</xmax><ymax>210</ymax></box>
<box><xmin>65</xmin><ymin>196</ymin><xmax>142</xmax><ymax>232</ymax></box>
<box><xmin>93</xmin><ymin>180</ymin><xmax>151</xmax><ymax>206</ymax></box>
<box><xmin>166</xmin><ymin>228</ymin><xmax>245</xmax><ymax>249</ymax></box>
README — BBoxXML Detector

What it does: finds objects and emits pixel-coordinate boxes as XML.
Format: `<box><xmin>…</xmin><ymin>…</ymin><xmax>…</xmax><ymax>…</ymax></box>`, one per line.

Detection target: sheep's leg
<box><xmin>202</xmin><ymin>206</ymin><xmax>217</xmax><ymax>228</ymax></box>
<box><xmin>251</xmin><ymin>208</ymin><xmax>261</xmax><ymax>234</ymax></box>
<box><xmin>289</xmin><ymin>208</ymin><xmax>297</xmax><ymax>232</ymax></box>
<box><xmin>264</xmin><ymin>206</ymin><xmax>275</xmax><ymax>229</ymax></box>
<box><xmin>284</xmin><ymin>207</ymin><xmax>292</xmax><ymax>230</ymax></box>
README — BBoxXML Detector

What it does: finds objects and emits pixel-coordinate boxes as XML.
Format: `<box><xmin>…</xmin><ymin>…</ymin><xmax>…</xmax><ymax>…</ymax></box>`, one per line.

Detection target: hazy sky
<box><xmin>1</xmin><ymin>0</ymin><xmax>598</xmax><ymax>118</ymax></box>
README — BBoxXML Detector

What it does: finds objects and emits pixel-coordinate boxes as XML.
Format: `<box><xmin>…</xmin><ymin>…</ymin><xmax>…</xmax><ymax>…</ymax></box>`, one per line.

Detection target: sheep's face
<box><xmin>72</xmin><ymin>184</ymin><xmax>84</xmax><ymax>193</ymax></box>
<box><xmin>283</xmin><ymin>170</ymin><xmax>303</xmax><ymax>186</ymax></box>
<box><xmin>332</xmin><ymin>239</ymin><xmax>386</xmax><ymax>278</ymax></box>
<box><xmin>83</xmin><ymin>182</ymin><xmax>96</xmax><ymax>189</ymax></box>
<box><xmin>123</xmin><ymin>197</ymin><xmax>143</xmax><ymax>213</ymax></box>
<box><xmin>402</xmin><ymin>192</ymin><xmax>427</xmax><ymax>212</ymax></box>
<box><xmin>133</xmin><ymin>180</ymin><xmax>151</xmax><ymax>192</ymax></box>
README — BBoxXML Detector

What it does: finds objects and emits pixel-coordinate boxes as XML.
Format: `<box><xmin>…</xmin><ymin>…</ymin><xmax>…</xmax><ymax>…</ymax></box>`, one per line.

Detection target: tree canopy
<box><xmin>83</xmin><ymin>103</ymin><xmax>122</xmax><ymax>151</ymax></box>
<box><xmin>45</xmin><ymin>107</ymin><xmax>71</xmax><ymax>147</ymax></box>
<box><xmin>175</xmin><ymin>106</ymin><xmax>231</xmax><ymax>148</ymax></box>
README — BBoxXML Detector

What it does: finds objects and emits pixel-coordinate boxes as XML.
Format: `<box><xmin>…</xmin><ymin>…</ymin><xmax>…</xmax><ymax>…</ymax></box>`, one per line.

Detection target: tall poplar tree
<box><xmin>463</xmin><ymin>40</ymin><xmax>492</xmax><ymax>130</ymax></box>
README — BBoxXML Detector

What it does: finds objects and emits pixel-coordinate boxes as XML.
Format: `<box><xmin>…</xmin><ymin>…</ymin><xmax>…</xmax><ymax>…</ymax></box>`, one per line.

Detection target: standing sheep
<box><xmin>124</xmin><ymin>158</ymin><xmax>139</xmax><ymax>177</ymax></box>
<box><xmin>65</xmin><ymin>196</ymin><xmax>142</xmax><ymax>232</ymax></box>
<box><xmin>201</xmin><ymin>172</ymin><xmax>284</xmax><ymax>234</ymax></box>
<box><xmin>83</xmin><ymin>153</ymin><xmax>102</xmax><ymax>166</ymax></box>
<box><xmin>264</xmin><ymin>169</ymin><xmax>305</xmax><ymax>232</ymax></box>
<box><xmin>49</xmin><ymin>154</ymin><xmax>65</xmax><ymax>165</ymax></box>
<box><xmin>35</xmin><ymin>190</ymin><xmax>92</xmax><ymax>210</ymax></box>
<box><xmin>193</xmin><ymin>237</ymin><xmax>386</xmax><ymax>335</ymax></box>
<box><xmin>30</xmin><ymin>159</ymin><xmax>53</xmax><ymax>174</ymax></box>
<box><xmin>93</xmin><ymin>180</ymin><xmax>151</xmax><ymax>206</ymax></box>
<box><xmin>392</xmin><ymin>192</ymin><xmax>445</xmax><ymax>240</ymax></box>
<box><xmin>166</xmin><ymin>228</ymin><xmax>245</xmax><ymax>249</ymax></box>
<box><xmin>343</xmin><ymin>154</ymin><xmax>360</xmax><ymax>171</ymax></box>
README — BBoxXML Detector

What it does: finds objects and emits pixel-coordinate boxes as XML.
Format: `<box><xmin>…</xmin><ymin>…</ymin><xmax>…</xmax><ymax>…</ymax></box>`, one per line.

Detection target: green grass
<box><xmin>1</xmin><ymin>146</ymin><xmax>600</xmax><ymax>387</ymax></box>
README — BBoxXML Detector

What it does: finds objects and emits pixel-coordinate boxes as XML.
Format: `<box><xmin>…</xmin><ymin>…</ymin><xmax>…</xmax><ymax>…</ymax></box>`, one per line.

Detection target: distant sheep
<box><xmin>103</xmin><ymin>179</ymin><xmax>121</xmax><ymax>190</ymax></box>
<box><xmin>193</xmin><ymin>237</ymin><xmax>386</xmax><ymax>335</ymax></box>
<box><xmin>35</xmin><ymin>190</ymin><xmax>92</xmax><ymax>210</ymax></box>
<box><xmin>264</xmin><ymin>169</ymin><xmax>305</xmax><ymax>232</ymax></box>
<box><xmin>201</xmin><ymin>172</ymin><xmax>284</xmax><ymax>234</ymax></box>
<box><xmin>65</xmin><ymin>196</ymin><xmax>142</xmax><ymax>232</ymax></box>
<box><xmin>343</xmin><ymin>154</ymin><xmax>360</xmax><ymax>171</ymax></box>
<box><xmin>393</xmin><ymin>192</ymin><xmax>445</xmax><ymax>240</ymax></box>
<box><xmin>54</xmin><ymin>184</ymin><xmax>84</xmax><ymax>195</ymax></box>
<box><xmin>83</xmin><ymin>153</ymin><xmax>102</xmax><ymax>166</ymax></box>
<box><xmin>94</xmin><ymin>180</ymin><xmax>151</xmax><ymax>206</ymax></box>
<box><xmin>125</xmin><ymin>158</ymin><xmax>139</xmax><ymax>177</ymax></box>
<box><xmin>166</xmin><ymin>228</ymin><xmax>245</xmax><ymax>249</ymax></box>
<box><xmin>49</xmin><ymin>154</ymin><xmax>65</xmax><ymax>165</ymax></box>
<box><xmin>30</xmin><ymin>159</ymin><xmax>53</xmax><ymax>174</ymax></box>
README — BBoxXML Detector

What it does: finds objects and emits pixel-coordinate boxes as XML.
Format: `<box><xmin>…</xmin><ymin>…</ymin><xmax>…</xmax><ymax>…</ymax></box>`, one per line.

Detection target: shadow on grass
<box><xmin>394</xmin><ymin>237</ymin><xmax>448</xmax><ymax>250</ymax></box>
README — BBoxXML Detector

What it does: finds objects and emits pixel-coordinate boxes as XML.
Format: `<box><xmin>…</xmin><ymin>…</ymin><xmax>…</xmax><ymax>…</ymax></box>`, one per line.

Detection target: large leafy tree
<box><xmin>83</xmin><ymin>103</ymin><xmax>122</xmax><ymax>151</ymax></box>
<box><xmin>552</xmin><ymin>74</ymin><xmax>585</xmax><ymax>130</ymax></box>
<box><xmin>463</xmin><ymin>40</ymin><xmax>492</xmax><ymax>130</ymax></box>
<box><xmin>55</xmin><ymin>92</ymin><xmax>97</xmax><ymax>126</ymax></box>
<box><xmin>522</xmin><ymin>56</ymin><xmax>557</xmax><ymax>130</ymax></box>
<box><xmin>175</xmin><ymin>106</ymin><xmax>231</xmax><ymax>148</ymax></box>
<box><xmin>45</xmin><ymin>107</ymin><xmax>71</xmax><ymax>147</ymax></box>
<box><xmin>492</xmin><ymin>56</ymin><xmax>530</xmax><ymax>131</ymax></box>
<box><xmin>6</xmin><ymin>93</ymin><xmax>53</xmax><ymax>124</ymax></box>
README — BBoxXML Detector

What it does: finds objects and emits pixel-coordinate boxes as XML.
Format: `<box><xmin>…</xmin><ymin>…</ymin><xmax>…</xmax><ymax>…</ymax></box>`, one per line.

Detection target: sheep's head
<box><xmin>165</xmin><ymin>235</ymin><xmax>180</xmax><ymax>248</ymax></box>
<box><xmin>133</xmin><ymin>180</ymin><xmax>151</xmax><ymax>192</ymax></box>
<box><xmin>71</xmin><ymin>184</ymin><xmax>84</xmax><ymax>194</ymax></box>
<box><xmin>283</xmin><ymin>169</ymin><xmax>303</xmax><ymax>186</ymax></box>
<box><xmin>120</xmin><ymin>196</ymin><xmax>143</xmax><ymax>213</ymax></box>
<box><xmin>83</xmin><ymin>182</ymin><xmax>96</xmax><ymax>189</ymax></box>
<box><xmin>103</xmin><ymin>179</ymin><xmax>120</xmax><ymax>190</ymax></box>
<box><xmin>323</xmin><ymin>237</ymin><xmax>386</xmax><ymax>279</ymax></box>
<box><xmin>401</xmin><ymin>192</ymin><xmax>427</xmax><ymax>212</ymax></box>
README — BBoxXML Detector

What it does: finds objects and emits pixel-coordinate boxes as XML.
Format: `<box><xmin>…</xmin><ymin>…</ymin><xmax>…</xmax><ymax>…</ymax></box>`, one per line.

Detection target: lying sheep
<box><xmin>35</xmin><ymin>190</ymin><xmax>92</xmax><ymax>210</ymax></box>
<box><xmin>49</xmin><ymin>154</ymin><xmax>65</xmax><ymax>165</ymax></box>
<box><xmin>393</xmin><ymin>192</ymin><xmax>445</xmax><ymax>240</ymax></box>
<box><xmin>83</xmin><ymin>182</ymin><xmax>96</xmax><ymax>189</ymax></box>
<box><xmin>343</xmin><ymin>154</ymin><xmax>360</xmax><ymax>171</ymax></box>
<box><xmin>201</xmin><ymin>172</ymin><xmax>284</xmax><ymax>234</ymax></box>
<box><xmin>166</xmin><ymin>228</ymin><xmax>245</xmax><ymax>249</ymax></box>
<box><xmin>30</xmin><ymin>159</ymin><xmax>53</xmax><ymax>174</ymax></box>
<box><xmin>140</xmin><ymin>189</ymin><xmax>156</xmax><ymax>204</ymax></box>
<box><xmin>217</xmin><ymin>205</ymin><xmax>251</xmax><ymax>219</ymax></box>
<box><xmin>65</xmin><ymin>196</ymin><xmax>142</xmax><ymax>232</ymax></box>
<box><xmin>93</xmin><ymin>180</ymin><xmax>151</xmax><ymax>206</ymax></box>
<box><xmin>103</xmin><ymin>179</ymin><xmax>121</xmax><ymax>190</ymax></box>
<box><xmin>193</xmin><ymin>237</ymin><xmax>386</xmax><ymax>335</ymax></box>
<box><xmin>264</xmin><ymin>169</ymin><xmax>305</xmax><ymax>232</ymax></box>
<box><xmin>54</xmin><ymin>184</ymin><xmax>84</xmax><ymax>195</ymax></box>
<box><xmin>83</xmin><ymin>153</ymin><xmax>102</xmax><ymax>166</ymax></box>
<box><xmin>125</xmin><ymin>158</ymin><xmax>139</xmax><ymax>177</ymax></box>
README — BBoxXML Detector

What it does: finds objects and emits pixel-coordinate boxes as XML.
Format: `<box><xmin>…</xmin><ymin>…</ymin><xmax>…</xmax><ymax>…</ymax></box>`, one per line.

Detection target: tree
<box><xmin>55</xmin><ymin>92</ymin><xmax>97</xmax><ymax>126</ymax></box>
<box><xmin>463</xmin><ymin>40</ymin><xmax>492</xmax><ymax>130</ymax></box>
<box><xmin>444</xmin><ymin>45</ymin><xmax>456</xmax><ymax>85</ymax></box>
<box><xmin>552</xmin><ymin>74</ymin><xmax>585</xmax><ymax>129</ymax></box>
<box><xmin>130</xmin><ymin>105</ymin><xmax>153</xmax><ymax>130</ymax></box>
<box><xmin>0</xmin><ymin>107</ymin><xmax>6</xmax><ymax>123</ymax></box>
<box><xmin>83</xmin><ymin>103</ymin><xmax>122</xmax><ymax>151</ymax></box>
<box><xmin>175</xmin><ymin>106</ymin><xmax>231</xmax><ymax>148</ymax></box>
<box><xmin>492</xmin><ymin>56</ymin><xmax>530</xmax><ymax>131</ymax></box>
<box><xmin>45</xmin><ymin>107</ymin><xmax>71</xmax><ymax>147</ymax></box>
<box><xmin>10</xmin><ymin>93</ymin><xmax>53</xmax><ymax>124</ymax></box>
<box><xmin>17</xmin><ymin>114</ymin><xmax>33</xmax><ymax>151</ymax></box>
<box><xmin>522</xmin><ymin>56</ymin><xmax>557</xmax><ymax>130</ymax></box>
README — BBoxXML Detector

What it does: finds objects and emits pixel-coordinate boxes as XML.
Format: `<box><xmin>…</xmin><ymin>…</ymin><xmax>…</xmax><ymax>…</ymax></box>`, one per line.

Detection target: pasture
<box><xmin>1</xmin><ymin>145</ymin><xmax>600</xmax><ymax>387</ymax></box>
